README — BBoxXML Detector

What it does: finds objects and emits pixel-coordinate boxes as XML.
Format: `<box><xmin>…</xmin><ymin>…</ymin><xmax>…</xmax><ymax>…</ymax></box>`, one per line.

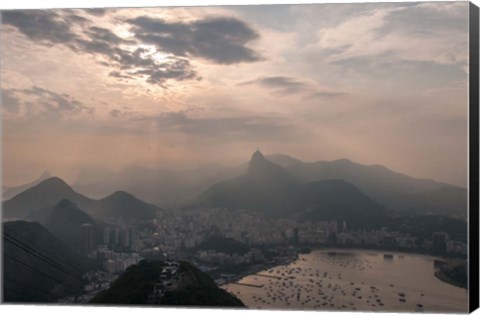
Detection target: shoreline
<box><xmin>434</xmin><ymin>271</ymin><xmax>467</xmax><ymax>289</ymax></box>
<box><xmin>312</xmin><ymin>247</ymin><xmax>450</xmax><ymax>261</ymax></box>
<box><xmin>220</xmin><ymin>254</ymin><xmax>298</xmax><ymax>286</ymax></box>
<box><xmin>220</xmin><ymin>248</ymin><xmax>467</xmax><ymax>312</ymax></box>
<box><xmin>311</xmin><ymin>244</ymin><xmax>466</xmax><ymax>260</ymax></box>
<box><xmin>222</xmin><ymin>247</ymin><xmax>466</xmax><ymax>290</ymax></box>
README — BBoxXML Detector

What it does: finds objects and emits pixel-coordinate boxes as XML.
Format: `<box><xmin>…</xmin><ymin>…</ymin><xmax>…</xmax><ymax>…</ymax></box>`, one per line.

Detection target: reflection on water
<box><xmin>222</xmin><ymin>249</ymin><xmax>468</xmax><ymax>312</ymax></box>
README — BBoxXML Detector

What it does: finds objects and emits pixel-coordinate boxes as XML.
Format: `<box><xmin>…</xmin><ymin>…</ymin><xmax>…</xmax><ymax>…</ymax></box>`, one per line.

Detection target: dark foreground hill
<box><xmin>3</xmin><ymin>221</ymin><xmax>95</xmax><ymax>303</ymax></box>
<box><xmin>90</xmin><ymin>260</ymin><xmax>244</xmax><ymax>307</ymax></box>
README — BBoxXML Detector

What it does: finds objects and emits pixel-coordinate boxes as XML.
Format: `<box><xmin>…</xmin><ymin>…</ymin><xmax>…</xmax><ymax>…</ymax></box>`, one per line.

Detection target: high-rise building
<box><xmin>116</xmin><ymin>258</ymin><xmax>126</xmax><ymax>273</ymax></box>
<box><xmin>129</xmin><ymin>227</ymin><xmax>136</xmax><ymax>246</ymax></box>
<box><xmin>104</xmin><ymin>259</ymin><xmax>116</xmax><ymax>274</ymax></box>
<box><xmin>340</xmin><ymin>221</ymin><xmax>347</xmax><ymax>233</ymax></box>
<box><xmin>103</xmin><ymin>226</ymin><xmax>111</xmax><ymax>244</ymax></box>
<box><xmin>119</xmin><ymin>226</ymin><xmax>132</xmax><ymax>248</ymax></box>
<box><xmin>80</xmin><ymin>223</ymin><xmax>94</xmax><ymax>255</ymax></box>
<box><xmin>433</xmin><ymin>232</ymin><xmax>449</xmax><ymax>253</ymax></box>
<box><xmin>113</xmin><ymin>227</ymin><xmax>120</xmax><ymax>245</ymax></box>
<box><xmin>328</xmin><ymin>221</ymin><xmax>339</xmax><ymax>235</ymax></box>
<box><xmin>293</xmin><ymin>227</ymin><xmax>299</xmax><ymax>244</ymax></box>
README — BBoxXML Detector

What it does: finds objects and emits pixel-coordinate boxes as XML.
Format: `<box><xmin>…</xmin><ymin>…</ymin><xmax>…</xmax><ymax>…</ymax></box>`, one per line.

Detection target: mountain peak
<box><xmin>3</xmin><ymin>175</ymin><xmax>95</xmax><ymax>220</ymax></box>
<box><xmin>3</xmin><ymin>171</ymin><xmax>56</xmax><ymax>201</ymax></box>
<box><xmin>40</xmin><ymin>176</ymin><xmax>72</xmax><ymax>190</ymax></box>
<box><xmin>108</xmin><ymin>190</ymin><xmax>136</xmax><ymax>200</ymax></box>
<box><xmin>251</xmin><ymin>150</ymin><xmax>265</xmax><ymax>161</ymax></box>
<box><xmin>246</xmin><ymin>150</ymin><xmax>296</xmax><ymax>185</ymax></box>
<box><xmin>248</xmin><ymin>150</ymin><xmax>269</xmax><ymax>173</ymax></box>
<box><xmin>99</xmin><ymin>190</ymin><xmax>160</xmax><ymax>220</ymax></box>
<box><xmin>39</xmin><ymin>170</ymin><xmax>52</xmax><ymax>180</ymax></box>
<box><xmin>101</xmin><ymin>190</ymin><xmax>147</xmax><ymax>204</ymax></box>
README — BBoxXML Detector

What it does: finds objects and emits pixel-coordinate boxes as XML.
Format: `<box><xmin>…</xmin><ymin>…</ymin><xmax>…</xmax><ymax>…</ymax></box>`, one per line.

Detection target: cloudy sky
<box><xmin>1</xmin><ymin>2</ymin><xmax>470</xmax><ymax>187</ymax></box>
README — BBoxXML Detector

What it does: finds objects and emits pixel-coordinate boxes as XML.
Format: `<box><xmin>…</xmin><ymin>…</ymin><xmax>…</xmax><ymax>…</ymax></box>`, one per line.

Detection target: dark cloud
<box><xmin>110</xmin><ymin>106</ymin><xmax>139</xmax><ymax>119</ymax></box>
<box><xmin>3</xmin><ymin>10</ymin><xmax>262</xmax><ymax>86</ymax></box>
<box><xmin>64</xmin><ymin>13</ymin><xmax>91</xmax><ymax>25</ymax></box>
<box><xmin>3</xmin><ymin>86</ymin><xmax>93</xmax><ymax>118</ymax></box>
<box><xmin>86</xmin><ymin>26</ymin><xmax>130</xmax><ymax>45</ymax></box>
<box><xmin>110</xmin><ymin>108</ymin><xmax>134</xmax><ymax>118</ymax></box>
<box><xmin>239</xmin><ymin>76</ymin><xmax>308</xmax><ymax>95</ymax></box>
<box><xmin>2</xmin><ymin>10</ymin><xmax>200</xmax><ymax>86</ymax></box>
<box><xmin>127</xmin><ymin>16</ymin><xmax>262</xmax><ymax>64</ymax></box>
<box><xmin>307</xmin><ymin>91</ymin><xmax>347</xmax><ymax>99</ymax></box>
<box><xmin>109</xmin><ymin>70</ymin><xmax>133</xmax><ymax>79</ymax></box>
<box><xmin>332</xmin><ymin>56</ymin><xmax>466</xmax><ymax>88</ymax></box>
<box><xmin>128</xmin><ymin>111</ymin><xmax>298</xmax><ymax>142</ymax></box>
<box><xmin>82</xmin><ymin>8</ymin><xmax>108</xmax><ymax>17</ymax></box>
<box><xmin>238</xmin><ymin>76</ymin><xmax>346</xmax><ymax>99</ymax></box>
<box><xmin>240</xmin><ymin>75</ymin><xmax>347</xmax><ymax>100</ymax></box>
<box><xmin>134</xmin><ymin>57</ymin><xmax>199</xmax><ymax>85</ymax></box>
<box><xmin>111</xmin><ymin>47</ymin><xmax>153</xmax><ymax>69</ymax></box>
<box><xmin>375</xmin><ymin>3</ymin><xmax>468</xmax><ymax>37</ymax></box>
<box><xmin>110</xmin><ymin>109</ymin><xmax>122</xmax><ymax>117</ymax></box>
<box><xmin>2</xmin><ymin>10</ymin><xmax>79</xmax><ymax>46</ymax></box>
<box><xmin>21</xmin><ymin>86</ymin><xmax>87</xmax><ymax>111</ymax></box>
<box><xmin>2</xmin><ymin>89</ymin><xmax>22</xmax><ymax>113</ymax></box>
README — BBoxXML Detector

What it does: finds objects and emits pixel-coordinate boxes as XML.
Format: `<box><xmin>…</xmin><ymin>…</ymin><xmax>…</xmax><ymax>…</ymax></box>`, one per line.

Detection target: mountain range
<box><xmin>3</xmin><ymin>177</ymin><xmax>96</xmax><ymax>220</ymax></box>
<box><xmin>198</xmin><ymin>151</ymin><xmax>388</xmax><ymax>228</ymax></box>
<box><xmin>69</xmin><ymin>152</ymin><xmax>466</xmax><ymax>218</ymax></box>
<box><xmin>2</xmin><ymin>151</ymin><xmax>467</xmax><ymax>223</ymax></box>
<box><xmin>266</xmin><ymin>154</ymin><xmax>467</xmax><ymax>218</ymax></box>
<box><xmin>3</xmin><ymin>177</ymin><xmax>162</xmax><ymax>222</ymax></box>
<box><xmin>72</xmin><ymin>164</ymin><xmax>244</xmax><ymax>206</ymax></box>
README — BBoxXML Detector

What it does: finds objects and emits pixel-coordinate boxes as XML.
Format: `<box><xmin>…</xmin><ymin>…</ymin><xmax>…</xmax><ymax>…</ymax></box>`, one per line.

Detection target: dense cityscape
<box><xmin>55</xmin><ymin>202</ymin><xmax>467</xmax><ymax>304</ymax></box>
<box><xmin>2</xmin><ymin>150</ymin><xmax>469</xmax><ymax>310</ymax></box>
<box><xmin>1</xmin><ymin>2</ymin><xmax>473</xmax><ymax>312</ymax></box>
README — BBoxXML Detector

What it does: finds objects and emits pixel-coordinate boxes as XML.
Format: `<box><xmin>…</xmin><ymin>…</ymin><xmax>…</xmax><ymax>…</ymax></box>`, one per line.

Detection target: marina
<box><xmin>222</xmin><ymin>249</ymin><xmax>468</xmax><ymax>312</ymax></box>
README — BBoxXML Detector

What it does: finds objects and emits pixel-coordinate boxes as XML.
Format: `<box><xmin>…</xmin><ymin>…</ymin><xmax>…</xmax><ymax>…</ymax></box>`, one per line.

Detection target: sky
<box><xmin>1</xmin><ymin>1</ymin><xmax>470</xmax><ymax>187</ymax></box>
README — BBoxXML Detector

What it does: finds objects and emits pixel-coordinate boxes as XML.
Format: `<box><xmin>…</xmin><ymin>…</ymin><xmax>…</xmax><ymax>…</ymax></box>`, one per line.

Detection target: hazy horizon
<box><xmin>1</xmin><ymin>149</ymin><xmax>468</xmax><ymax>189</ymax></box>
<box><xmin>1</xmin><ymin>2</ymin><xmax>469</xmax><ymax>187</ymax></box>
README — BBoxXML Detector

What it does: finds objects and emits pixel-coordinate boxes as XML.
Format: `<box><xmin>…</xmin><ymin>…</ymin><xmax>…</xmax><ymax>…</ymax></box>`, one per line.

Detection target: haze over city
<box><xmin>1</xmin><ymin>2</ymin><xmax>469</xmax><ymax>187</ymax></box>
<box><xmin>2</xmin><ymin>2</ymin><xmax>474</xmax><ymax>311</ymax></box>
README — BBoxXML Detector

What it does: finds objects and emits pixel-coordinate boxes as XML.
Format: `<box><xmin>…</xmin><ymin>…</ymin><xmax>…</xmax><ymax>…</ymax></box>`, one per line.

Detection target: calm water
<box><xmin>222</xmin><ymin>249</ymin><xmax>468</xmax><ymax>312</ymax></box>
